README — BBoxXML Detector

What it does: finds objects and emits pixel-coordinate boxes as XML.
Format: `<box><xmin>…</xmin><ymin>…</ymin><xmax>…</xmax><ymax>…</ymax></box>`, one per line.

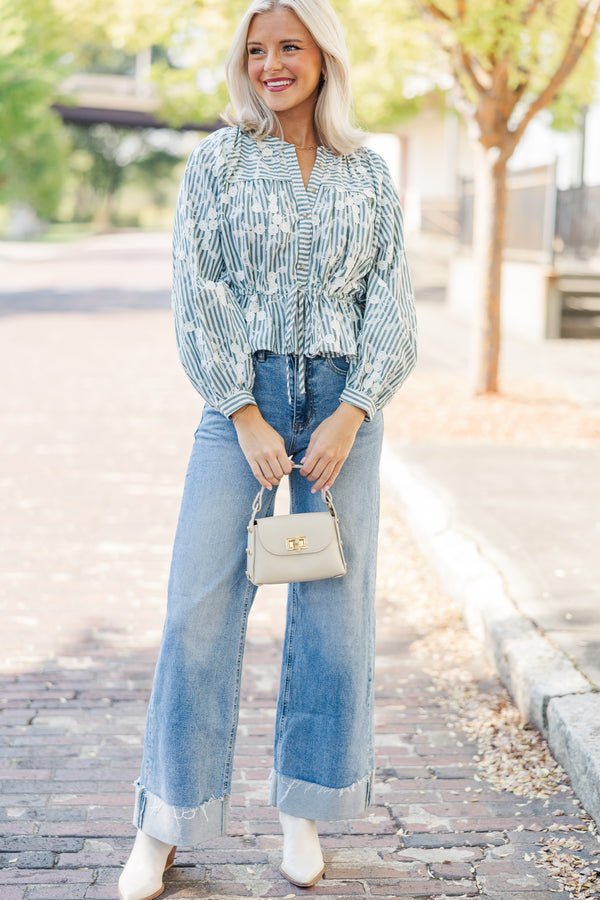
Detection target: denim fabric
<box><xmin>133</xmin><ymin>353</ymin><xmax>383</xmax><ymax>846</ymax></box>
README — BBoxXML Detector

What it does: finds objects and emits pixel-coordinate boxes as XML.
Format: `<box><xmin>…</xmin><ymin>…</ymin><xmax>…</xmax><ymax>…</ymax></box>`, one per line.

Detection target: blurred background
<box><xmin>2</xmin><ymin>0</ymin><xmax>600</xmax><ymax>655</ymax></box>
<box><xmin>1</xmin><ymin>6</ymin><xmax>600</xmax><ymax>887</ymax></box>
<box><xmin>3</xmin><ymin>0</ymin><xmax>600</xmax><ymax>348</ymax></box>
<box><xmin>1</xmin><ymin>0</ymin><xmax>598</xmax><ymax>250</ymax></box>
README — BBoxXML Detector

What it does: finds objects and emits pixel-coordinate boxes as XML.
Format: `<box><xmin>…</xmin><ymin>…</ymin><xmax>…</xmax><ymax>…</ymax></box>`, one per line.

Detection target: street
<box><xmin>0</xmin><ymin>234</ymin><xmax>599</xmax><ymax>898</ymax></box>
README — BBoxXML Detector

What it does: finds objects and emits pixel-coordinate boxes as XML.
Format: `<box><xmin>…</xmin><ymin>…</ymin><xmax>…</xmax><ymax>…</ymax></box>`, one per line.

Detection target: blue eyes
<box><xmin>248</xmin><ymin>44</ymin><xmax>300</xmax><ymax>55</ymax></box>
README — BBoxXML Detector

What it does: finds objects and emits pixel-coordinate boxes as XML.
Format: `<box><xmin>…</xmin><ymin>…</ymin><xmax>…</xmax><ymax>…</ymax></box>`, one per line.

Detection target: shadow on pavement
<box><xmin>0</xmin><ymin>290</ymin><xmax>172</xmax><ymax>316</ymax></box>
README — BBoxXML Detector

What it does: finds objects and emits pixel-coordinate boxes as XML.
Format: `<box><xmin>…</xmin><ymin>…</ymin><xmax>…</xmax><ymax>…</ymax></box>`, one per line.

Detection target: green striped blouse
<box><xmin>172</xmin><ymin>125</ymin><xmax>417</xmax><ymax>421</ymax></box>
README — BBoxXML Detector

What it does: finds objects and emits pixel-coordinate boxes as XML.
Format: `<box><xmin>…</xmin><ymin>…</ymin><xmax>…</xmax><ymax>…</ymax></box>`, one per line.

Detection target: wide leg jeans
<box><xmin>133</xmin><ymin>353</ymin><xmax>384</xmax><ymax>846</ymax></box>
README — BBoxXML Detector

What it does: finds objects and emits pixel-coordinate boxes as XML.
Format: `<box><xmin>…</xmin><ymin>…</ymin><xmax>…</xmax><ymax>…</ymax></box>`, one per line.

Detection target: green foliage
<box><xmin>340</xmin><ymin>0</ymin><xmax>439</xmax><ymax>129</ymax></box>
<box><xmin>65</xmin><ymin>124</ymin><xmax>186</xmax><ymax>225</ymax></box>
<box><xmin>148</xmin><ymin>60</ymin><xmax>230</xmax><ymax>129</ymax></box>
<box><xmin>128</xmin><ymin>0</ymin><xmax>599</xmax><ymax>140</ymax></box>
<box><xmin>3</xmin><ymin>0</ymin><xmax>598</xmax><ymax>226</ymax></box>
<box><xmin>144</xmin><ymin>0</ymin><xmax>244</xmax><ymax>127</ymax></box>
<box><xmin>413</xmin><ymin>0</ymin><xmax>599</xmax><ymax>143</ymax></box>
<box><xmin>545</xmin><ymin>41</ymin><xmax>598</xmax><ymax>131</ymax></box>
<box><xmin>74</xmin><ymin>44</ymin><xmax>137</xmax><ymax>76</ymax></box>
<box><xmin>0</xmin><ymin>0</ymin><xmax>70</xmax><ymax>217</ymax></box>
<box><xmin>69</xmin><ymin>125</ymin><xmax>130</xmax><ymax>201</ymax></box>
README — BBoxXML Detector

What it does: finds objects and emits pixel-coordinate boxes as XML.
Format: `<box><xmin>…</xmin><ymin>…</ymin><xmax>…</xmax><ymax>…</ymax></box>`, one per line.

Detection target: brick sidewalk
<box><xmin>1</xmin><ymin>305</ymin><xmax>599</xmax><ymax>898</ymax></box>
<box><xmin>2</xmin><ymin>498</ymin><xmax>598</xmax><ymax>899</ymax></box>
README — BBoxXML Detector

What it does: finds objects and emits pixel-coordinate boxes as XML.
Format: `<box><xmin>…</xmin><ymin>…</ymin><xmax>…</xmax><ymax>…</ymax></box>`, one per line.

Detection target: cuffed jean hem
<box><xmin>268</xmin><ymin>769</ymin><xmax>374</xmax><ymax>821</ymax></box>
<box><xmin>133</xmin><ymin>781</ymin><xmax>229</xmax><ymax>846</ymax></box>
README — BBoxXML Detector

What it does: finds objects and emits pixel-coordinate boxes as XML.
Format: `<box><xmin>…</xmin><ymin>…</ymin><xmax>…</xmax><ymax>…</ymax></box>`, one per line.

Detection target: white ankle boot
<box><xmin>118</xmin><ymin>829</ymin><xmax>176</xmax><ymax>900</ymax></box>
<box><xmin>279</xmin><ymin>810</ymin><xmax>325</xmax><ymax>888</ymax></box>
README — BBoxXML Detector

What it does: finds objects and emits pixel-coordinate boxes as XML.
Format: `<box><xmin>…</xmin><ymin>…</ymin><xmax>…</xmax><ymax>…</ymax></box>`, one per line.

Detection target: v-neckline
<box><xmin>294</xmin><ymin>147</ymin><xmax>317</xmax><ymax>191</ymax></box>
<box><xmin>266</xmin><ymin>136</ymin><xmax>324</xmax><ymax>196</ymax></box>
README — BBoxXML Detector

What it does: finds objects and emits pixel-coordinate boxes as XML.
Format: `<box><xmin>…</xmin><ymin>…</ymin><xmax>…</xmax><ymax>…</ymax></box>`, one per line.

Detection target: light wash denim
<box><xmin>133</xmin><ymin>353</ymin><xmax>383</xmax><ymax>846</ymax></box>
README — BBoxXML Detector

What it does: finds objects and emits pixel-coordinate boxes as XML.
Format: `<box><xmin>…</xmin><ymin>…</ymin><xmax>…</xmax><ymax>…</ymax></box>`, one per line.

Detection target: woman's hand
<box><xmin>300</xmin><ymin>402</ymin><xmax>366</xmax><ymax>493</ymax></box>
<box><xmin>232</xmin><ymin>404</ymin><xmax>293</xmax><ymax>490</ymax></box>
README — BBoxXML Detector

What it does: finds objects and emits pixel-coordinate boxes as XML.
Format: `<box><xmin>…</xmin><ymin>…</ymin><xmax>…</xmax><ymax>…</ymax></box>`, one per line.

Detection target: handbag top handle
<box><xmin>250</xmin><ymin>464</ymin><xmax>337</xmax><ymax>519</ymax></box>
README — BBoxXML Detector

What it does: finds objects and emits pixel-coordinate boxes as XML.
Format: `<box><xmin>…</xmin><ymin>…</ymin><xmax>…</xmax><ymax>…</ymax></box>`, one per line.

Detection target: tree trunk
<box><xmin>472</xmin><ymin>142</ymin><xmax>509</xmax><ymax>394</ymax></box>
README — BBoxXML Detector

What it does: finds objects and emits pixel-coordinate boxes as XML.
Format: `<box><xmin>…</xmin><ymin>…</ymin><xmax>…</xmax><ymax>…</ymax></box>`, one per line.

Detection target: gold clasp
<box><xmin>286</xmin><ymin>536</ymin><xmax>307</xmax><ymax>551</ymax></box>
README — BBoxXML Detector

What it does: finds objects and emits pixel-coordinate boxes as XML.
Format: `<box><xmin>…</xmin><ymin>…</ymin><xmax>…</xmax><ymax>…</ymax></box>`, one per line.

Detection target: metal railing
<box><xmin>439</xmin><ymin>164</ymin><xmax>600</xmax><ymax>263</ymax></box>
<box><xmin>457</xmin><ymin>164</ymin><xmax>557</xmax><ymax>264</ymax></box>
<box><xmin>555</xmin><ymin>185</ymin><xmax>600</xmax><ymax>260</ymax></box>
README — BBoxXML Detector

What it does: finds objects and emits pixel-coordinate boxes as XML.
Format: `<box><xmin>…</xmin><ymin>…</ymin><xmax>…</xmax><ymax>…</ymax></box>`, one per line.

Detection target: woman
<box><xmin>119</xmin><ymin>1</ymin><xmax>417</xmax><ymax>898</ymax></box>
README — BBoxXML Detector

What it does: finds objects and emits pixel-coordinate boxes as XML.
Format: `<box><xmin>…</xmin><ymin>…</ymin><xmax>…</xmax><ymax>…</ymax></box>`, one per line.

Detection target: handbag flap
<box><xmin>254</xmin><ymin>511</ymin><xmax>336</xmax><ymax>556</ymax></box>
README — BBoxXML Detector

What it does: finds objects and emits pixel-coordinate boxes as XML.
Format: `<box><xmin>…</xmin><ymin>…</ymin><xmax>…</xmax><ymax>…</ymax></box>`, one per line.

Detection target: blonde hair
<box><xmin>222</xmin><ymin>0</ymin><xmax>364</xmax><ymax>155</ymax></box>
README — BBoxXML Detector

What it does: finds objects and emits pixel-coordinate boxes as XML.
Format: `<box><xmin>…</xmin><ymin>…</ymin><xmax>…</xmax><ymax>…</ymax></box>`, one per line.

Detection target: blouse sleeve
<box><xmin>340</xmin><ymin>157</ymin><xmax>417</xmax><ymax>421</ymax></box>
<box><xmin>171</xmin><ymin>138</ymin><xmax>256</xmax><ymax>419</ymax></box>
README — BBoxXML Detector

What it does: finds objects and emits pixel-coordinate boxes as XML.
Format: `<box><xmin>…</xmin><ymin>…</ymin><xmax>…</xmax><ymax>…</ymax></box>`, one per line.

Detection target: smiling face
<box><xmin>246</xmin><ymin>7</ymin><xmax>324</xmax><ymax>122</ymax></box>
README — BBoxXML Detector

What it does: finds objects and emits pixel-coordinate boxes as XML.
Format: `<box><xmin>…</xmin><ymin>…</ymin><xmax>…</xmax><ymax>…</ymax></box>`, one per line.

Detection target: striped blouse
<box><xmin>172</xmin><ymin>125</ymin><xmax>417</xmax><ymax>421</ymax></box>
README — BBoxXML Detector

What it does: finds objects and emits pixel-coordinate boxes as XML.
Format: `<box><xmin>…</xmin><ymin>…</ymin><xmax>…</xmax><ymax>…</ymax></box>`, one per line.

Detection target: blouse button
<box><xmin>310</xmin><ymin>187</ymin><xmax>316</xmax><ymax>193</ymax></box>
<box><xmin>298</xmin><ymin>264</ymin><xmax>306</xmax><ymax>271</ymax></box>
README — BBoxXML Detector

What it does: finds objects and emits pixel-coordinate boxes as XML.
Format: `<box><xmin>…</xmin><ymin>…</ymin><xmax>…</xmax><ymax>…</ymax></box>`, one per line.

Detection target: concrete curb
<box><xmin>381</xmin><ymin>441</ymin><xmax>600</xmax><ymax>828</ymax></box>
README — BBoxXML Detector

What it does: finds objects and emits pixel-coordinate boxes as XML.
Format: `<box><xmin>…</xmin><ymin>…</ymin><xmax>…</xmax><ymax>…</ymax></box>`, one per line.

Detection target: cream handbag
<box><xmin>246</xmin><ymin>466</ymin><xmax>346</xmax><ymax>586</ymax></box>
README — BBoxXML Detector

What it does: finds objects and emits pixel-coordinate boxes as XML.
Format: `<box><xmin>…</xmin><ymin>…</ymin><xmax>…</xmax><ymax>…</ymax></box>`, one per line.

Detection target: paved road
<box><xmin>390</xmin><ymin>442</ymin><xmax>600</xmax><ymax>687</ymax></box>
<box><xmin>385</xmin><ymin>232</ymin><xmax>600</xmax><ymax>830</ymax></box>
<box><xmin>1</xmin><ymin>234</ymin><xmax>599</xmax><ymax>898</ymax></box>
<box><xmin>388</xmin><ymin>236</ymin><xmax>600</xmax><ymax>682</ymax></box>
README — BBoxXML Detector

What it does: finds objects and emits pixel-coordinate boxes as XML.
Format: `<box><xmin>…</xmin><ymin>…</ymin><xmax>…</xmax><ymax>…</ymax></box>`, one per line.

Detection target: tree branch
<box><xmin>417</xmin><ymin>1</ymin><xmax>488</xmax><ymax>95</ymax></box>
<box><xmin>419</xmin><ymin>1</ymin><xmax>452</xmax><ymax>22</ymax></box>
<box><xmin>521</xmin><ymin>0</ymin><xmax>542</xmax><ymax>24</ymax></box>
<box><xmin>512</xmin><ymin>0</ymin><xmax>600</xmax><ymax>145</ymax></box>
<box><xmin>430</xmin><ymin>34</ymin><xmax>490</xmax><ymax>96</ymax></box>
<box><xmin>494</xmin><ymin>64</ymin><xmax>530</xmax><ymax>133</ymax></box>
<box><xmin>511</xmin><ymin>75</ymin><xmax>530</xmax><ymax>108</ymax></box>
<box><xmin>457</xmin><ymin>47</ymin><xmax>489</xmax><ymax>95</ymax></box>
<box><xmin>525</xmin><ymin>0</ymin><xmax>562</xmax><ymax>25</ymax></box>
